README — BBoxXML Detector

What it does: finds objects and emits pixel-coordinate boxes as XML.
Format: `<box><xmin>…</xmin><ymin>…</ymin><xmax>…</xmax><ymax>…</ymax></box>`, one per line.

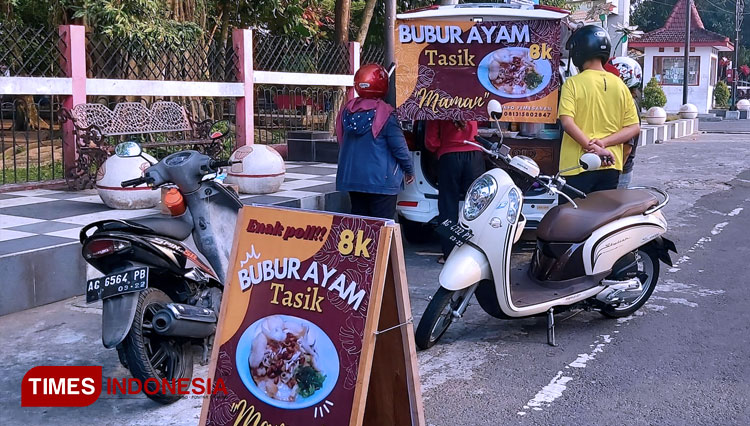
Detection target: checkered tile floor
<box><xmin>0</xmin><ymin>162</ymin><xmax>338</xmax><ymax>257</ymax></box>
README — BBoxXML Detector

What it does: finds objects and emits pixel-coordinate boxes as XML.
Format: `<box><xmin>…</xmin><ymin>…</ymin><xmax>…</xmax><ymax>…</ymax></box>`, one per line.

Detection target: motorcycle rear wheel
<box><xmin>600</xmin><ymin>249</ymin><xmax>660</xmax><ymax>318</ymax></box>
<box><xmin>123</xmin><ymin>288</ymin><xmax>194</xmax><ymax>404</ymax></box>
<box><xmin>415</xmin><ymin>287</ymin><xmax>461</xmax><ymax>350</ymax></box>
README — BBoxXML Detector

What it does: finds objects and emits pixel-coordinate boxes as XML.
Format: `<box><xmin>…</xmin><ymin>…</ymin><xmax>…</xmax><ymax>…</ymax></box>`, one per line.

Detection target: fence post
<box><xmin>233</xmin><ymin>28</ymin><xmax>254</xmax><ymax>147</ymax></box>
<box><xmin>59</xmin><ymin>25</ymin><xmax>87</xmax><ymax>174</ymax></box>
<box><xmin>347</xmin><ymin>41</ymin><xmax>361</xmax><ymax>101</ymax></box>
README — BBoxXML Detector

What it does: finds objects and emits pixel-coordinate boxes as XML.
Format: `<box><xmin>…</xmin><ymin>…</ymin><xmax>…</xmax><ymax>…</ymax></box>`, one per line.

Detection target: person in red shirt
<box><xmin>425</xmin><ymin>120</ymin><xmax>484</xmax><ymax>262</ymax></box>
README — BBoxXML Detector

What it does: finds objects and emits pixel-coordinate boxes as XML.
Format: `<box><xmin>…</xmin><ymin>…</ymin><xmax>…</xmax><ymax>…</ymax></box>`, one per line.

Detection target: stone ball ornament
<box><xmin>736</xmin><ymin>99</ymin><xmax>750</xmax><ymax>111</ymax></box>
<box><xmin>678</xmin><ymin>103</ymin><xmax>698</xmax><ymax>119</ymax></box>
<box><xmin>225</xmin><ymin>145</ymin><xmax>286</xmax><ymax>194</ymax></box>
<box><xmin>96</xmin><ymin>153</ymin><xmax>160</xmax><ymax>209</ymax></box>
<box><xmin>645</xmin><ymin>106</ymin><xmax>667</xmax><ymax>125</ymax></box>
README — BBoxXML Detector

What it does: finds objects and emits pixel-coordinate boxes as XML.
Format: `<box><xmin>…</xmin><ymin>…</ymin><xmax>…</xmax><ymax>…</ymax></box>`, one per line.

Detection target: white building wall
<box><xmin>642</xmin><ymin>46</ymin><xmax>716</xmax><ymax>114</ymax></box>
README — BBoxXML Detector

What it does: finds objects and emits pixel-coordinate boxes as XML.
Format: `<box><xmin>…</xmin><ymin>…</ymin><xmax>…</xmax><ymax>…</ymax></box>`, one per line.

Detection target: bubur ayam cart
<box><xmin>392</xmin><ymin>2</ymin><xmax>573</xmax><ymax>241</ymax></box>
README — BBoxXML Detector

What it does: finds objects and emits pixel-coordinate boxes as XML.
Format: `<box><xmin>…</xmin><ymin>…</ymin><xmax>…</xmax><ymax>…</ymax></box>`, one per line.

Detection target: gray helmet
<box><xmin>566</xmin><ymin>25</ymin><xmax>611</xmax><ymax>70</ymax></box>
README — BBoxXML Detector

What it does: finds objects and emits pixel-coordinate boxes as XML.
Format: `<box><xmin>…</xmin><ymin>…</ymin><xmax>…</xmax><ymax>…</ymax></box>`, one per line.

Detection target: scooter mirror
<box><xmin>209</xmin><ymin>120</ymin><xmax>230</xmax><ymax>140</ymax></box>
<box><xmin>579</xmin><ymin>152</ymin><xmax>602</xmax><ymax>171</ymax></box>
<box><xmin>115</xmin><ymin>141</ymin><xmax>143</xmax><ymax>158</ymax></box>
<box><xmin>487</xmin><ymin>99</ymin><xmax>503</xmax><ymax>121</ymax></box>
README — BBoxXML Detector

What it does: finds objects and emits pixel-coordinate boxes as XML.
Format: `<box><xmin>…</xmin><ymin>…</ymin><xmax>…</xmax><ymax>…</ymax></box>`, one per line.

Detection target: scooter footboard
<box><xmin>439</xmin><ymin>244</ymin><xmax>492</xmax><ymax>290</ymax></box>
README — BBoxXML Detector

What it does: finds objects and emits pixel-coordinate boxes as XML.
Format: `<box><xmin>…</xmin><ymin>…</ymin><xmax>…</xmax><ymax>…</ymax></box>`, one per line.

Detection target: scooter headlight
<box><xmin>463</xmin><ymin>175</ymin><xmax>497</xmax><ymax>221</ymax></box>
<box><xmin>506</xmin><ymin>188</ymin><xmax>521</xmax><ymax>224</ymax></box>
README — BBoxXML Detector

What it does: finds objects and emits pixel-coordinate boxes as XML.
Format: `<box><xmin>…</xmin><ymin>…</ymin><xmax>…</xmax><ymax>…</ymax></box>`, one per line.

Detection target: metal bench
<box><xmin>59</xmin><ymin>101</ymin><xmax>227</xmax><ymax>189</ymax></box>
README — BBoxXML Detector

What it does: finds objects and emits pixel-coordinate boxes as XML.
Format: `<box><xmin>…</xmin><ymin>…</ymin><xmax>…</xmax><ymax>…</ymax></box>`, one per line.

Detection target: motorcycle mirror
<box><xmin>579</xmin><ymin>153</ymin><xmax>602</xmax><ymax>171</ymax></box>
<box><xmin>115</xmin><ymin>141</ymin><xmax>143</xmax><ymax>158</ymax></box>
<box><xmin>487</xmin><ymin>99</ymin><xmax>503</xmax><ymax>121</ymax></box>
<box><xmin>209</xmin><ymin>120</ymin><xmax>230</xmax><ymax>140</ymax></box>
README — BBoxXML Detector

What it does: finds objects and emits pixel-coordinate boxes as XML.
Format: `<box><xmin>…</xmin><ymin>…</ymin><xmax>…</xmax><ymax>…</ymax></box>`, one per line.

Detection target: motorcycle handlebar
<box><xmin>211</xmin><ymin>159</ymin><xmax>242</xmax><ymax>169</ymax></box>
<box><xmin>537</xmin><ymin>175</ymin><xmax>587</xmax><ymax>200</ymax></box>
<box><xmin>474</xmin><ymin>135</ymin><xmax>498</xmax><ymax>151</ymax></box>
<box><xmin>563</xmin><ymin>182</ymin><xmax>587</xmax><ymax>199</ymax></box>
<box><xmin>121</xmin><ymin>176</ymin><xmax>148</xmax><ymax>188</ymax></box>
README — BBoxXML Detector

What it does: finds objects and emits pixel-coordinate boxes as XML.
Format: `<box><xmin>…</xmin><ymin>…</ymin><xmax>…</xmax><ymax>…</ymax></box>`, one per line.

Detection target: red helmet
<box><xmin>354</xmin><ymin>63</ymin><xmax>389</xmax><ymax>98</ymax></box>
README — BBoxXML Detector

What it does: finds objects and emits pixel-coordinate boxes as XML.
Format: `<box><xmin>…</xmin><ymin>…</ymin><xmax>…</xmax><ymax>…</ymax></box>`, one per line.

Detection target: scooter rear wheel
<box><xmin>415</xmin><ymin>287</ymin><xmax>460</xmax><ymax>350</ymax></box>
<box><xmin>601</xmin><ymin>249</ymin><xmax>660</xmax><ymax>318</ymax></box>
<box><xmin>122</xmin><ymin>288</ymin><xmax>194</xmax><ymax>404</ymax></box>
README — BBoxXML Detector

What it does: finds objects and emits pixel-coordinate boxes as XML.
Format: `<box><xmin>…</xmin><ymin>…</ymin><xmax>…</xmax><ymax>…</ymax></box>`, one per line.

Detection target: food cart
<box><xmin>393</xmin><ymin>2</ymin><xmax>573</xmax><ymax>242</ymax></box>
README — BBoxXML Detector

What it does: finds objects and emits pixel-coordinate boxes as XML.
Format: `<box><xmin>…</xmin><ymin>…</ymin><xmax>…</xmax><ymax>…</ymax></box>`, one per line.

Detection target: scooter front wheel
<box><xmin>415</xmin><ymin>287</ymin><xmax>461</xmax><ymax>350</ymax></box>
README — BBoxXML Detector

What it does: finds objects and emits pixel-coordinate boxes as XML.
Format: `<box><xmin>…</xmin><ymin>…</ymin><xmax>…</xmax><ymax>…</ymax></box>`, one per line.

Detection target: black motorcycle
<box><xmin>81</xmin><ymin>141</ymin><xmax>241</xmax><ymax>403</ymax></box>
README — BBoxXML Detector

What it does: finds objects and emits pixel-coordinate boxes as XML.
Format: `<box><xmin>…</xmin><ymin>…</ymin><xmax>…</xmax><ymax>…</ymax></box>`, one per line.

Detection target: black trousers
<box><xmin>559</xmin><ymin>169</ymin><xmax>620</xmax><ymax>203</ymax></box>
<box><xmin>349</xmin><ymin>192</ymin><xmax>397</xmax><ymax>219</ymax></box>
<box><xmin>438</xmin><ymin>151</ymin><xmax>485</xmax><ymax>257</ymax></box>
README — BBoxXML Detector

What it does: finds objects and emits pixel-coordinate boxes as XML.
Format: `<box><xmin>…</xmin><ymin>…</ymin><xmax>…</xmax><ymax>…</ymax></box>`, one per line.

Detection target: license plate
<box><xmin>86</xmin><ymin>267</ymin><xmax>148</xmax><ymax>303</ymax></box>
<box><xmin>435</xmin><ymin>219</ymin><xmax>474</xmax><ymax>247</ymax></box>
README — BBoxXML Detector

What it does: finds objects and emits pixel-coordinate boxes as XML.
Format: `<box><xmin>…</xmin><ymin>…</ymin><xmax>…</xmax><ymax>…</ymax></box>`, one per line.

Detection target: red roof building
<box><xmin>632</xmin><ymin>0</ymin><xmax>733</xmax><ymax>114</ymax></box>
<box><xmin>630</xmin><ymin>0</ymin><xmax>733</xmax><ymax>50</ymax></box>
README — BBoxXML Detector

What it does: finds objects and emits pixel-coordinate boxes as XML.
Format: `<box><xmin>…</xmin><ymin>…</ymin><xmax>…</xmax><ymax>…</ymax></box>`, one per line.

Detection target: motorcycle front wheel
<box><xmin>415</xmin><ymin>287</ymin><xmax>463</xmax><ymax>350</ymax></box>
<box><xmin>123</xmin><ymin>288</ymin><xmax>194</xmax><ymax>404</ymax></box>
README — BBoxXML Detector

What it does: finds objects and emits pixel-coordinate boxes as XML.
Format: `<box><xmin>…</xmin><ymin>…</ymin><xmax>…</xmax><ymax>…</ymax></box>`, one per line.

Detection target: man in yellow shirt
<box><xmin>558</xmin><ymin>25</ymin><xmax>640</xmax><ymax>199</ymax></box>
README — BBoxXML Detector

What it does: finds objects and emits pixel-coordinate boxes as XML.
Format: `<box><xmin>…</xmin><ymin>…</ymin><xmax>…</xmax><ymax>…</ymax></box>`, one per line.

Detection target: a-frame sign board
<box><xmin>199</xmin><ymin>206</ymin><xmax>424</xmax><ymax>426</ymax></box>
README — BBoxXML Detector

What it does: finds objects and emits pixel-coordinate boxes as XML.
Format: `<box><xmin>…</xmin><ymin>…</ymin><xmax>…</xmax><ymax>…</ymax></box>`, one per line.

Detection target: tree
<box><xmin>631</xmin><ymin>0</ymin><xmax>734</xmax><ymax>39</ymax></box>
<box><xmin>334</xmin><ymin>0</ymin><xmax>351</xmax><ymax>43</ymax></box>
<box><xmin>355</xmin><ymin>0</ymin><xmax>377</xmax><ymax>45</ymax></box>
<box><xmin>643</xmin><ymin>77</ymin><xmax>668</xmax><ymax>109</ymax></box>
<box><xmin>715</xmin><ymin>81</ymin><xmax>730</xmax><ymax>108</ymax></box>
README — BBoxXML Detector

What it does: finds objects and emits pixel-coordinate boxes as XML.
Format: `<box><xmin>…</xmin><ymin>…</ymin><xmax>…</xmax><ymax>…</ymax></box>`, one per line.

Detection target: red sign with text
<box><xmin>22</xmin><ymin>366</ymin><xmax>102</xmax><ymax>407</ymax></box>
<box><xmin>201</xmin><ymin>206</ymin><xmax>389</xmax><ymax>425</ymax></box>
<box><xmin>395</xmin><ymin>19</ymin><xmax>562</xmax><ymax>123</ymax></box>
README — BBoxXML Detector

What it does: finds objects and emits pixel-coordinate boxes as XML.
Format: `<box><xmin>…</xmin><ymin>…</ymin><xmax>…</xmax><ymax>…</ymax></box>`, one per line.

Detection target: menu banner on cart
<box><xmin>394</xmin><ymin>19</ymin><xmax>562</xmax><ymax>123</ymax></box>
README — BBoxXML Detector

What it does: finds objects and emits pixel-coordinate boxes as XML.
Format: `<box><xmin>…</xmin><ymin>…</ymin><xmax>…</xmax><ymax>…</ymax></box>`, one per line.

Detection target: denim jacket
<box><xmin>336</xmin><ymin>110</ymin><xmax>414</xmax><ymax>195</ymax></box>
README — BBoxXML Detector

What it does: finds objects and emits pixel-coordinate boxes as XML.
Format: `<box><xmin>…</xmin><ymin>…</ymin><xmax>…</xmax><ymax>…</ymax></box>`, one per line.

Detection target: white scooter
<box><xmin>415</xmin><ymin>104</ymin><xmax>677</xmax><ymax>349</ymax></box>
<box><xmin>396</xmin><ymin>122</ymin><xmax>556</xmax><ymax>243</ymax></box>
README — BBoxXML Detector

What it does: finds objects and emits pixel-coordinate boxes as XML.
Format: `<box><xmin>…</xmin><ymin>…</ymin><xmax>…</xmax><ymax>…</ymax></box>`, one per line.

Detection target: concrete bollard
<box><xmin>96</xmin><ymin>154</ymin><xmax>160</xmax><ymax>209</ymax></box>
<box><xmin>225</xmin><ymin>145</ymin><xmax>286</xmax><ymax>194</ymax></box>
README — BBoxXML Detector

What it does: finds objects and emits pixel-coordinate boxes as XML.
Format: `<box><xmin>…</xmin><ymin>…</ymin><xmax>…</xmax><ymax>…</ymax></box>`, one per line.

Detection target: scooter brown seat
<box><xmin>537</xmin><ymin>189</ymin><xmax>658</xmax><ymax>242</ymax></box>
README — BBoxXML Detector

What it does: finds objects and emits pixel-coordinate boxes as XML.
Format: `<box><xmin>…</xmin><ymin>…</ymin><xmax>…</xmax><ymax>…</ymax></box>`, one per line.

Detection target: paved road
<box><xmin>408</xmin><ymin>132</ymin><xmax>750</xmax><ymax>425</ymax></box>
<box><xmin>1</xmin><ymin>132</ymin><xmax>749</xmax><ymax>425</ymax></box>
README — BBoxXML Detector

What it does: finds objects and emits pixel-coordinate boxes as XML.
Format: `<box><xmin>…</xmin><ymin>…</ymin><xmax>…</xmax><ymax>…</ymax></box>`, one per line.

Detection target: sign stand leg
<box><xmin>361</xmin><ymin>225</ymin><xmax>425</xmax><ymax>426</ymax></box>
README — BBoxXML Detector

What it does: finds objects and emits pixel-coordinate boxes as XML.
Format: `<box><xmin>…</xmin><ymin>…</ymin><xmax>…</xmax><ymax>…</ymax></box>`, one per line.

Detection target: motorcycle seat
<box><xmin>129</xmin><ymin>217</ymin><xmax>193</xmax><ymax>241</ymax></box>
<box><xmin>537</xmin><ymin>189</ymin><xmax>658</xmax><ymax>242</ymax></box>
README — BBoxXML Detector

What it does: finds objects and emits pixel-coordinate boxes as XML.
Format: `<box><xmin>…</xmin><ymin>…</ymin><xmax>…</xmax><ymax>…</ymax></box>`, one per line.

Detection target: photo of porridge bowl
<box><xmin>236</xmin><ymin>315</ymin><xmax>339</xmax><ymax>409</ymax></box>
<box><xmin>477</xmin><ymin>47</ymin><xmax>553</xmax><ymax>99</ymax></box>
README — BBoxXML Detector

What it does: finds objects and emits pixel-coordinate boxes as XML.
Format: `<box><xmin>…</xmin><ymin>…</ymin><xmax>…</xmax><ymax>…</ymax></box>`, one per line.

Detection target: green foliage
<box><xmin>1</xmin><ymin>161</ymin><xmax>64</xmax><ymax>184</ymax></box>
<box><xmin>643</xmin><ymin>78</ymin><xmax>667</xmax><ymax>110</ymax></box>
<box><xmin>631</xmin><ymin>0</ymin><xmax>734</xmax><ymax>39</ymax></box>
<box><xmin>359</xmin><ymin>0</ymin><xmax>434</xmax><ymax>46</ymax></box>
<box><xmin>234</xmin><ymin>0</ymin><xmax>330</xmax><ymax>39</ymax></box>
<box><xmin>540</xmin><ymin>0</ymin><xmax>578</xmax><ymax>11</ymax></box>
<box><xmin>69</xmin><ymin>0</ymin><xmax>202</xmax><ymax>44</ymax></box>
<box><xmin>714</xmin><ymin>81</ymin><xmax>730</xmax><ymax>108</ymax></box>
